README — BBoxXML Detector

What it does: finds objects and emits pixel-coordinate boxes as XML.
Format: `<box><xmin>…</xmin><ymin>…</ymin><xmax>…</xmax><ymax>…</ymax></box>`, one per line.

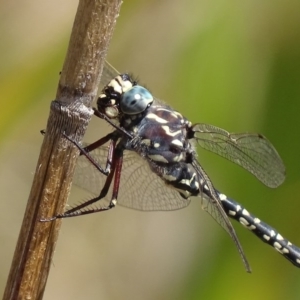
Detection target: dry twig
<box><xmin>3</xmin><ymin>1</ymin><xmax>122</xmax><ymax>299</ymax></box>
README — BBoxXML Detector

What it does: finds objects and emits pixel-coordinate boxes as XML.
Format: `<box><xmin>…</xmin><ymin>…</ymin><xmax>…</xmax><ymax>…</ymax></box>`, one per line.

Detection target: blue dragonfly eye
<box><xmin>120</xmin><ymin>85</ymin><xmax>153</xmax><ymax>114</ymax></box>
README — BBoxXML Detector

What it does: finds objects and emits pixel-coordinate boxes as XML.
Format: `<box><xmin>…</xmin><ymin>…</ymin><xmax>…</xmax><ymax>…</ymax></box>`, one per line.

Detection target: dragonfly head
<box><xmin>97</xmin><ymin>74</ymin><xmax>153</xmax><ymax>119</ymax></box>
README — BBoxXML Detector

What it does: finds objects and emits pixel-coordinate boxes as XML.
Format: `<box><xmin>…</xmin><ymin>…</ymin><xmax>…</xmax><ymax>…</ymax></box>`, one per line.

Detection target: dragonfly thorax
<box><xmin>121</xmin><ymin>102</ymin><xmax>200</xmax><ymax>198</ymax></box>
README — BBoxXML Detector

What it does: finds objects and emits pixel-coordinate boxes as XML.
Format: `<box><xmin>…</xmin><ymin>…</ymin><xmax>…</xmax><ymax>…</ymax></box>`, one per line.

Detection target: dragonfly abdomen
<box><xmin>218</xmin><ymin>192</ymin><xmax>300</xmax><ymax>267</ymax></box>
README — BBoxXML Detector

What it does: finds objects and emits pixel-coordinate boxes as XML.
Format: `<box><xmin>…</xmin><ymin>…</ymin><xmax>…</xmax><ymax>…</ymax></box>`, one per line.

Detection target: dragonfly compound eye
<box><xmin>120</xmin><ymin>85</ymin><xmax>153</xmax><ymax>115</ymax></box>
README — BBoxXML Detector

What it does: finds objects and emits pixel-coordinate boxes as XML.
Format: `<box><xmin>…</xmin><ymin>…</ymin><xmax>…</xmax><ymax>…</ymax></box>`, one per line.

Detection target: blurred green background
<box><xmin>1</xmin><ymin>1</ymin><xmax>300</xmax><ymax>299</ymax></box>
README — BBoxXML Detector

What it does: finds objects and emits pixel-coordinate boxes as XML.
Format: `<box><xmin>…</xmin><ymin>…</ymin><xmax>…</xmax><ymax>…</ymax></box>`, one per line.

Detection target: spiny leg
<box><xmin>41</xmin><ymin>147</ymin><xmax>124</xmax><ymax>221</ymax></box>
<box><xmin>218</xmin><ymin>192</ymin><xmax>300</xmax><ymax>268</ymax></box>
<box><xmin>93</xmin><ymin>108</ymin><xmax>133</xmax><ymax>139</ymax></box>
<box><xmin>61</xmin><ymin>148</ymin><xmax>124</xmax><ymax>218</ymax></box>
<box><xmin>62</xmin><ymin>131</ymin><xmax>117</xmax><ymax>176</ymax></box>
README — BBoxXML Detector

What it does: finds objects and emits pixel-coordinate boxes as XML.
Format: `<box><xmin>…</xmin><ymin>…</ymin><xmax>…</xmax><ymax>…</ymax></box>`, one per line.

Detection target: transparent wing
<box><xmin>99</xmin><ymin>61</ymin><xmax>120</xmax><ymax>89</ymax></box>
<box><xmin>192</xmin><ymin>123</ymin><xmax>285</xmax><ymax>188</ymax></box>
<box><xmin>73</xmin><ymin>144</ymin><xmax>191</xmax><ymax>211</ymax></box>
<box><xmin>192</xmin><ymin>160</ymin><xmax>251</xmax><ymax>271</ymax></box>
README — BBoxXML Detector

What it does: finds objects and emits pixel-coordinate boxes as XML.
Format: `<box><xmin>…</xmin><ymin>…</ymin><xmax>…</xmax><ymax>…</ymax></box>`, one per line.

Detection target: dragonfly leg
<box><xmin>40</xmin><ymin>147</ymin><xmax>124</xmax><ymax>221</ymax></box>
<box><xmin>62</xmin><ymin>131</ymin><xmax>117</xmax><ymax>176</ymax></box>
<box><xmin>93</xmin><ymin>108</ymin><xmax>133</xmax><ymax>139</ymax></box>
<box><xmin>218</xmin><ymin>192</ymin><xmax>300</xmax><ymax>268</ymax></box>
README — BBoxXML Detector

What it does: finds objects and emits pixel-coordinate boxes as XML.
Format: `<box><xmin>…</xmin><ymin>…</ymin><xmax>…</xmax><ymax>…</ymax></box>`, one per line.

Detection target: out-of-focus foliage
<box><xmin>1</xmin><ymin>1</ymin><xmax>300</xmax><ymax>299</ymax></box>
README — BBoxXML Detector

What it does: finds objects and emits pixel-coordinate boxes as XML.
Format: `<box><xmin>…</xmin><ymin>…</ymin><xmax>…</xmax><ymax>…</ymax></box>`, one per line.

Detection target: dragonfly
<box><xmin>43</xmin><ymin>61</ymin><xmax>300</xmax><ymax>272</ymax></box>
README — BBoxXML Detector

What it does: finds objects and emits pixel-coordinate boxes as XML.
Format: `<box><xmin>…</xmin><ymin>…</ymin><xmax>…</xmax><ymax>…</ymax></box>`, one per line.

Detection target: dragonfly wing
<box><xmin>192</xmin><ymin>160</ymin><xmax>251</xmax><ymax>272</ymax></box>
<box><xmin>192</xmin><ymin>123</ymin><xmax>285</xmax><ymax>188</ymax></box>
<box><xmin>99</xmin><ymin>61</ymin><xmax>120</xmax><ymax>89</ymax></box>
<box><xmin>73</xmin><ymin>144</ymin><xmax>191</xmax><ymax>211</ymax></box>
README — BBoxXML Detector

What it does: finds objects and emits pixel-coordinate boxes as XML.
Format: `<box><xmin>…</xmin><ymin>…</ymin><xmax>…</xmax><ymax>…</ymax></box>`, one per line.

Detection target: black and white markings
<box><xmin>44</xmin><ymin>61</ymin><xmax>300</xmax><ymax>272</ymax></box>
<box><xmin>219</xmin><ymin>192</ymin><xmax>300</xmax><ymax>267</ymax></box>
<box><xmin>146</xmin><ymin>113</ymin><xmax>168</xmax><ymax>123</ymax></box>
